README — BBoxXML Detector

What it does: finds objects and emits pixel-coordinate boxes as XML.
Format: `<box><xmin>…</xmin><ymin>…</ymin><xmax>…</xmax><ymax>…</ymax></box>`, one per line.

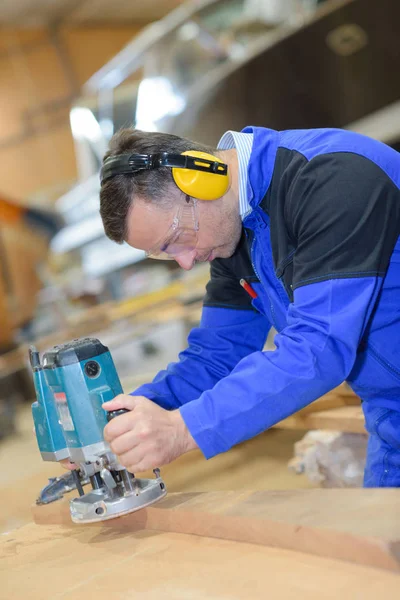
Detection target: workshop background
<box><xmin>1</xmin><ymin>0</ymin><xmax>400</xmax><ymax>534</ymax></box>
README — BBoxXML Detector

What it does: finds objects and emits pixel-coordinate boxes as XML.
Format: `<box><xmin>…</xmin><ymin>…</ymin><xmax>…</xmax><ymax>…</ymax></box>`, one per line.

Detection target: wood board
<box><xmin>276</xmin><ymin>405</ymin><xmax>366</xmax><ymax>433</ymax></box>
<box><xmin>32</xmin><ymin>489</ymin><xmax>400</xmax><ymax>572</ymax></box>
<box><xmin>286</xmin><ymin>384</ymin><xmax>360</xmax><ymax>415</ymax></box>
<box><xmin>2</xmin><ymin>520</ymin><xmax>400</xmax><ymax>599</ymax></box>
<box><xmin>1</xmin><ymin>403</ymin><xmax>314</xmax><ymax>535</ymax></box>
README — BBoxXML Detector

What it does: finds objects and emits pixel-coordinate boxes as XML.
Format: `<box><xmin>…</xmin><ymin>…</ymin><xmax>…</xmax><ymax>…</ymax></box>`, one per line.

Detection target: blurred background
<box><xmin>1</xmin><ymin>0</ymin><xmax>399</xmax><ymax>531</ymax></box>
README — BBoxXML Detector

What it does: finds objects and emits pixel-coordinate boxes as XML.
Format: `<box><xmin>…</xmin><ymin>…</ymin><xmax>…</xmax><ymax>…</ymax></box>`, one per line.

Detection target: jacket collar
<box><xmin>242</xmin><ymin>126</ymin><xmax>279</xmax><ymax>211</ymax></box>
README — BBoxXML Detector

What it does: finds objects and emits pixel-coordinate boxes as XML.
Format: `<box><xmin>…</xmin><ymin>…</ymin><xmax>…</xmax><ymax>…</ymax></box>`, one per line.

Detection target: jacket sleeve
<box><xmin>179</xmin><ymin>153</ymin><xmax>400</xmax><ymax>458</ymax></box>
<box><xmin>131</xmin><ymin>242</ymin><xmax>271</xmax><ymax>410</ymax></box>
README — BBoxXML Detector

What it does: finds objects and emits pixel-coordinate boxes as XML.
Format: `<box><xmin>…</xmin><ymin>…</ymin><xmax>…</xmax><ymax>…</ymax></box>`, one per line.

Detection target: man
<box><xmin>99</xmin><ymin>126</ymin><xmax>400</xmax><ymax>487</ymax></box>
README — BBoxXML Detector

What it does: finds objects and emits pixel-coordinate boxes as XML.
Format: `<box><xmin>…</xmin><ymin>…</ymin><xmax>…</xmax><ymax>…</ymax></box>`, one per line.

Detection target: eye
<box><xmin>161</xmin><ymin>230</ymin><xmax>180</xmax><ymax>253</ymax></box>
<box><xmin>164</xmin><ymin>230</ymin><xmax>197</xmax><ymax>255</ymax></box>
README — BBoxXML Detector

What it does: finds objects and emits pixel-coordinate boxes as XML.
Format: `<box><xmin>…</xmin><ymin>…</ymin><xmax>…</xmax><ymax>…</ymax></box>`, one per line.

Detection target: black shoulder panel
<box><xmin>262</xmin><ymin>148</ymin><xmax>400</xmax><ymax>293</ymax></box>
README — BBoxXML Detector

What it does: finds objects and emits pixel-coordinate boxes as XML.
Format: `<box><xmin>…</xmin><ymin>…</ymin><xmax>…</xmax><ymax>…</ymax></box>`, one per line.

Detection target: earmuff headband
<box><xmin>100</xmin><ymin>152</ymin><xmax>227</xmax><ymax>185</ymax></box>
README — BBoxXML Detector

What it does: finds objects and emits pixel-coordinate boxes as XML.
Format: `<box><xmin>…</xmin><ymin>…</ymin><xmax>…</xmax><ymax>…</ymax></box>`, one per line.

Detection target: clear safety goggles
<box><xmin>145</xmin><ymin>196</ymin><xmax>199</xmax><ymax>260</ymax></box>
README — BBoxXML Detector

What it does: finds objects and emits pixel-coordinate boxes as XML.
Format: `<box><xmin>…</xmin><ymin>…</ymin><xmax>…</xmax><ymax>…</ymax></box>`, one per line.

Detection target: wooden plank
<box><xmin>2</xmin><ymin>521</ymin><xmax>400</xmax><ymax>599</ymax></box>
<box><xmin>275</xmin><ymin>405</ymin><xmax>366</xmax><ymax>434</ymax></box>
<box><xmin>1</xmin><ymin>403</ymin><xmax>315</xmax><ymax>535</ymax></box>
<box><xmin>32</xmin><ymin>489</ymin><xmax>400</xmax><ymax>572</ymax></box>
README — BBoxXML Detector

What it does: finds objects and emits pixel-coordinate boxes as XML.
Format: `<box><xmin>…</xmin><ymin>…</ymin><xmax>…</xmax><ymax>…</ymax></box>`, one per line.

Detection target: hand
<box><xmin>103</xmin><ymin>394</ymin><xmax>198</xmax><ymax>473</ymax></box>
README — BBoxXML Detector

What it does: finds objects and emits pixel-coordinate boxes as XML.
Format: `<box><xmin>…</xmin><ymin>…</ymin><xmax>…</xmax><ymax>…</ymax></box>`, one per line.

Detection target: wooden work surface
<box><xmin>3</xmin><ymin>503</ymin><xmax>400</xmax><ymax>599</ymax></box>
<box><xmin>32</xmin><ymin>489</ymin><xmax>400</xmax><ymax>573</ymax></box>
<box><xmin>1</xmin><ymin>404</ymin><xmax>316</xmax><ymax>535</ymax></box>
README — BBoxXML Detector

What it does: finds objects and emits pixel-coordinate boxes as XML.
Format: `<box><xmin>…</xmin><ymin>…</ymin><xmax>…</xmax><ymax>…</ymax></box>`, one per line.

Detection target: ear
<box><xmin>172</xmin><ymin>151</ymin><xmax>229</xmax><ymax>201</ymax></box>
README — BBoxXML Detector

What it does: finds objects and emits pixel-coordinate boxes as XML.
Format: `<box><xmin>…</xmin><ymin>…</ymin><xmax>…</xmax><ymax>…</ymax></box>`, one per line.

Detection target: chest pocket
<box><xmin>249</xmin><ymin>281</ymin><xmax>271</xmax><ymax>319</ymax></box>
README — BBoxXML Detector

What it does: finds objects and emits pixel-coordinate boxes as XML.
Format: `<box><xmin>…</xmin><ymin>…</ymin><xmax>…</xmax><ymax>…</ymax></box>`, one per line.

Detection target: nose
<box><xmin>174</xmin><ymin>251</ymin><xmax>196</xmax><ymax>270</ymax></box>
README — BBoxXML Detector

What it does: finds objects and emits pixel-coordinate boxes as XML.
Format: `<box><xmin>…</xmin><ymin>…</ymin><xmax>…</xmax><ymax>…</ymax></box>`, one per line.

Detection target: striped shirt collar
<box><xmin>217</xmin><ymin>130</ymin><xmax>253</xmax><ymax>219</ymax></box>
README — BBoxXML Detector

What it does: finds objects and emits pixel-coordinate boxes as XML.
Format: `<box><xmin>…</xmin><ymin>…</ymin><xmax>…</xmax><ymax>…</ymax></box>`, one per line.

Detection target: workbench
<box><xmin>3</xmin><ymin>489</ymin><xmax>400</xmax><ymax>599</ymax></box>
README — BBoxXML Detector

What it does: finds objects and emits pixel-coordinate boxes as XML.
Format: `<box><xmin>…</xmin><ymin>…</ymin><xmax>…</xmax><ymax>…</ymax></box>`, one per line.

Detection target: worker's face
<box><xmin>126</xmin><ymin>190</ymin><xmax>242</xmax><ymax>270</ymax></box>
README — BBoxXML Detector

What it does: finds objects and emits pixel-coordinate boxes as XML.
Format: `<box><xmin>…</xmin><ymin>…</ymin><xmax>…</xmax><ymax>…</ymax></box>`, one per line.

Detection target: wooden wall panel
<box><xmin>22</xmin><ymin>43</ymin><xmax>71</xmax><ymax>101</ymax></box>
<box><xmin>0</xmin><ymin>29</ymin><xmax>47</xmax><ymax>54</ymax></box>
<box><xmin>0</xmin><ymin>26</ymin><xmax>141</xmax><ymax>201</ymax></box>
<box><xmin>0</xmin><ymin>124</ymin><xmax>76</xmax><ymax>202</ymax></box>
<box><xmin>1</xmin><ymin>223</ymin><xmax>49</xmax><ymax>328</ymax></box>
<box><xmin>0</xmin><ymin>57</ymin><xmax>29</xmax><ymax>139</ymax></box>
<box><xmin>0</xmin><ymin>267</ymin><xmax>13</xmax><ymax>347</ymax></box>
<box><xmin>61</xmin><ymin>26</ymin><xmax>141</xmax><ymax>86</ymax></box>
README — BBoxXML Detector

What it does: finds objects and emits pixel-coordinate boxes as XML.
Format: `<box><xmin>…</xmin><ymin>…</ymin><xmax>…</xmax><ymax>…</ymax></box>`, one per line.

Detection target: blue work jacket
<box><xmin>133</xmin><ymin>127</ymin><xmax>400</xmax><ymax>465</ymax></box>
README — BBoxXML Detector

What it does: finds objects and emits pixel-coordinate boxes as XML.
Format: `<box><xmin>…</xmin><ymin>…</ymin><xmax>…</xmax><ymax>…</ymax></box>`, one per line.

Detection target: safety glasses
<box><xmin>145</xmin><ymin>196</ymin><xmax>199</xmax><ymax>260</ymax></box>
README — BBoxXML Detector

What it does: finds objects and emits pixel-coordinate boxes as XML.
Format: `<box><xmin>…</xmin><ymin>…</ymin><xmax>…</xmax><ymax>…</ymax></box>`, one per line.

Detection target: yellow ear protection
<box><xmin>172</xmin><ymin>150</ymin><xmax>229</xmax><ymax>201</ymax></box>
<box><xmin>100</xmin><ymin>150</ymin><xmax>229</xmax><ymax>201</ymax></box>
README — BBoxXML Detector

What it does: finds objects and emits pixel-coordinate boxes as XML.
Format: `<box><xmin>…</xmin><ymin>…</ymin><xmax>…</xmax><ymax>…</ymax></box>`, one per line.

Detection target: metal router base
<box><xmin>70</xmin><ymin>477</ymin><xmax>167</xmax><ymax>524</ymax></box>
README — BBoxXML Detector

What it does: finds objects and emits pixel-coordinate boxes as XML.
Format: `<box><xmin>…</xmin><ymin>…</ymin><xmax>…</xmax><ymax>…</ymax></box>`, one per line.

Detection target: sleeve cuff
<box><xmin>179</xmin><ymin>398</ymin><xmax>228</xmax><ymax>460</ymax></box>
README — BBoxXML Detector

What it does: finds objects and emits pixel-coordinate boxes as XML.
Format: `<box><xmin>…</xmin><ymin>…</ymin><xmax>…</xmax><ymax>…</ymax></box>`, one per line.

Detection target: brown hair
<box><xmin>99</xmin><ymin>128</ymin><xmax>216</xmax><ymax>243</ymax></box>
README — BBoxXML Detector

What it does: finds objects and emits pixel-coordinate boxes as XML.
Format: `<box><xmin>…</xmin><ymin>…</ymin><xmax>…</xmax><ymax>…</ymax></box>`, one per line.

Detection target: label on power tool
<box><xmin>54</xmin><ymin>392</ymin><xmax>75</xmax><ymax>431</ymax></box>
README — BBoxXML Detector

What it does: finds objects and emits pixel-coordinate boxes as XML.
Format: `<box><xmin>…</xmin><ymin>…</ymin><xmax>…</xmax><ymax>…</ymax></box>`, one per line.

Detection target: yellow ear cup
<box><xmin>172</xmin><ymin>150</ymin><xmax>229</xmax><ymax>201</ymax></box>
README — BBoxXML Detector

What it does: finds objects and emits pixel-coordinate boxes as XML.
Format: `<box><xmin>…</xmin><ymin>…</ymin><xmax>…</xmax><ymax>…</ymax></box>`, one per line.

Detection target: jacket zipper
<box><xmin>251</xmin><ymin>235</ymin><xmax>278</xmax><ymax>329</ymax></box>
<box><xmin>250</xmin><ymin>236</ymin><xmax>262</xmax><ymax>281</ymax></box>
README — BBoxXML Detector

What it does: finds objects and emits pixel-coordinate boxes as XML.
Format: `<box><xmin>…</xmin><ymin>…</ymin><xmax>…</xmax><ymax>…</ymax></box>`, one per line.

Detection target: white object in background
<box><xmin>50</xmin><ymin>215</ymin><xmax>106</xmax><ymax>254</ymax></box>
<box><xmin>81</xmin><ymin>237</ymin><xmax>145</xmax><ymax>279</ymax></box>
<box><xmin>347</xmin><ymin>99</ymin><xmax>400</xmax><ymax>145</ymax></box>
<box><xmin>70</xmin><ymin>107</ymin><xmax>108</xmax><ymax>181</ymax></box>
<box><xmin>136</xmin><ymin>76</ymin><xmax>186</xmax><ymax>131</ymax></box>
<box><xmin>288</xmin><ymin>430</ymin><xmax>367</xmax><ymax>488</ymax></box>
<box><xmin>55</xmin><ymin>174</ymin><xmax>100</xmax><ymax>225</ymax></box>
<box><xmin>244</xmin><ymin>0</ymin><xmax>298</xmax><ymax>24</ymax></box>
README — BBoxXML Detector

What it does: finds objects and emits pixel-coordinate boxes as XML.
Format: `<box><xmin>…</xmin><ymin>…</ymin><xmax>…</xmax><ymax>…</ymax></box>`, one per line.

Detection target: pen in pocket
<box><xmin>240</xmin><ymin>278</ymin><xmax>258</xmax><ymax>299</ymax></box>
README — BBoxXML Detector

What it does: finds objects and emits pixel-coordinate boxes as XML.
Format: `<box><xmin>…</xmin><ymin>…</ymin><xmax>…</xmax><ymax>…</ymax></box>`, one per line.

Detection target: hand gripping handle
<box><xmin>106</xmin><ymin>409</ymin><xmax>130</xmax><ymax>422</ymax></box>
